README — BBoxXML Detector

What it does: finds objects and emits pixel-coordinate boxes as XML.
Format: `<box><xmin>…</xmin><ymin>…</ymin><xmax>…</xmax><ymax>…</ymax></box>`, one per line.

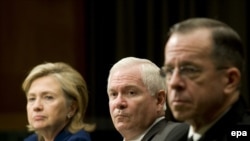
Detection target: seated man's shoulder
<box><xmin>241</xmin><ymin>109</ymin><xmax>250</xmax><ymax>124</ymax></box>
<box><xmin>155</xmin><ymin>121</ymin><xmax>188</xmax><ymax>141</ymax></box>
<box><xmin>167</xmin><ymin>121</ymin><xmax>189</xmax><ymax>133</ymax></box>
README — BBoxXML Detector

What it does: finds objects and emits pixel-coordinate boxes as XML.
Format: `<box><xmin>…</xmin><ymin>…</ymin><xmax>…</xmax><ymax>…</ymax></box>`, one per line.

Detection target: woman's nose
<box><xmin>33</xmin><ymin>99</ymin><xmax>43</xmax><ymax>111</ymax></box>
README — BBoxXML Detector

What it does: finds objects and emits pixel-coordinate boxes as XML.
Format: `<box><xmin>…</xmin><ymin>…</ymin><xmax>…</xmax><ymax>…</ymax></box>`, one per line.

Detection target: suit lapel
<box><xmin>141</xmin><ymin>119</ymin><xmax>167</xmax><ymax>141</ymax></box>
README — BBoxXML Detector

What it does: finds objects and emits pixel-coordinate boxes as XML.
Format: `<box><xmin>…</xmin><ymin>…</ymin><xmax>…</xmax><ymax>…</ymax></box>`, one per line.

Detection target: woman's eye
<box><xmin>27</xmin><ymin>97</ymin><xmax>35</xmax><ymax>102</ymax></box>
<box><xmin>45</xmin><ymin>96</ymin><xmax>54</xmax><ymax>100</ymax></box>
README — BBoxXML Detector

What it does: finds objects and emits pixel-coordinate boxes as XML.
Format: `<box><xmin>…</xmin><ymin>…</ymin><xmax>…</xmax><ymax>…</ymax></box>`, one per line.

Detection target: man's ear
<box><xmin>156</xmin><ymin>90</ymin><xmax>166</xmax><ymax>108</ymax></box>
<box><xmin>223</xmin><ymin>67</ymin><xmax>241</xmax><ymax>95</ymax></box>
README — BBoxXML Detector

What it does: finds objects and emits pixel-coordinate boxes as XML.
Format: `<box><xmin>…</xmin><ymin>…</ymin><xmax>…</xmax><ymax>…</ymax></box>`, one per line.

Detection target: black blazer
<box><xmin>141</xmin><ymin>118</ymin><xmax>189</xmax><ymax>141</ymax></box>
<box><xmin>179</xmin><ymin>97</ymin><xmax>250</xmax><ymax>141</ymax></box>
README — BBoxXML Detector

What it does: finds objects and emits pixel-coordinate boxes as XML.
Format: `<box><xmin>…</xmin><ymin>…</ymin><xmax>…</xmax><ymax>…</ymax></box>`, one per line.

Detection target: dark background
<box><xmin>0</xmin><ymin>0</ymin><xmax>249</xmax><ymax>140</ymax></box>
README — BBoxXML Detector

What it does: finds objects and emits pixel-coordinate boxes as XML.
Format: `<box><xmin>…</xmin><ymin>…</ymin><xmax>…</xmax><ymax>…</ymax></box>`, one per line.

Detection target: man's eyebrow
<box><xmin>123</xmin><ymin>85</ymin><xmax>139</xmax><ymax>89</ymax></box>
<box><xmin>164</xmin><ymin>61</ymin><xmax>195</xmax><ymax>67</ymax></box>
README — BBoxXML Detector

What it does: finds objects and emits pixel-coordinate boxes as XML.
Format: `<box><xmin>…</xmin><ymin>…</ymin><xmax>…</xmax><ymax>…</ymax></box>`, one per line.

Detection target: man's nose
<box><xmin>115</xmin><ymin>94</ymin><xmax>127</xmax><ymax>109</ymax></box>
<box><xmin>168</xmin><ymin>70</ymin><xmax>185</xmax><ymax>90</ymax></box>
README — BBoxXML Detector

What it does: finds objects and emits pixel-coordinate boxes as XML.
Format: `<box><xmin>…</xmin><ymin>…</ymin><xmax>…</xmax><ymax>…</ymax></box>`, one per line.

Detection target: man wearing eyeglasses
<box><xmin>162</xmin><ymin>18</ymin><xmax>250</xmax><ymax>141</ymax></box>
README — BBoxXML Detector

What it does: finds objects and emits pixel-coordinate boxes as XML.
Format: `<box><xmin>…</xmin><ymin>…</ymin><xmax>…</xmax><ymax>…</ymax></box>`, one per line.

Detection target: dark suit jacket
<box><xmin>179</xmin><ymin>97</ymin><xmax>250</xmax><ymax>141</ymax></box>
<box><xmin>24</xmin><ymin>129</ymin><xmax>91</xmax><ymax>141</ymax></box>
<box><xmin>141</xmin><ymin>118</ymin><xmax>189</xmax><ymax>141</ymax></box>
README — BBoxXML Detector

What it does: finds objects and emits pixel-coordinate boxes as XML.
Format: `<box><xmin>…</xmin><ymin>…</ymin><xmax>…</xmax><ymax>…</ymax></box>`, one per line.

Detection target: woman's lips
<box><xmin>33</xmin><ymin>115</ymin><xmax>46</xmax><ymax>120</ymax></box>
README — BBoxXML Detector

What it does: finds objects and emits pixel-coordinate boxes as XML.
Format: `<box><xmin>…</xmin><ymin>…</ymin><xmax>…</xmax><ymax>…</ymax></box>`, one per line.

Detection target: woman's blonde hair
<box><xmin>22</xmin><ymin>62</ymin><xmax>95</xmax><ymax>134</ymax></box>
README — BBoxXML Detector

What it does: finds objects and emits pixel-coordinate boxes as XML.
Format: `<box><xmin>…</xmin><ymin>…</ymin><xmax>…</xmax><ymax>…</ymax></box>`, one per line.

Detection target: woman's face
<box><xmin>26</xmin><ymin>75</ymin><xmax>72</xmax><ymax>132</ymax></box>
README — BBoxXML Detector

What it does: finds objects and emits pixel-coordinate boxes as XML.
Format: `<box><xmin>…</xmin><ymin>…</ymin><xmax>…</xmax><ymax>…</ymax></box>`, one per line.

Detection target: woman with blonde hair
<box><xmin>23</xmin><ymin>62</ymin><xmax>95</xmax><ymax>141</ymax></box>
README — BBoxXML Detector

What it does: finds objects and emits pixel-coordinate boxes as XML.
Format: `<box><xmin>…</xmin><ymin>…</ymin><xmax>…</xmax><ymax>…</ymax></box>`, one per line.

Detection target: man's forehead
<box><xmin>165</xmin><ymin>29</ymin><xmax>212</xmax><ymax>55</ymax></box>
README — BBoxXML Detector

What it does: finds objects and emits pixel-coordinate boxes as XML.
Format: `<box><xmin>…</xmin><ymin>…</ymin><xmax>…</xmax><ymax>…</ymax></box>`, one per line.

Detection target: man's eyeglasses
<box><xmin>160</xmin><ymin>65</ymin><xmax>228</xmax><ymax>81</ymax></box>
<box><xmin>160</xmin><ymin>65</ymin><xmax>202</xmax><ymax>80</ymax></box>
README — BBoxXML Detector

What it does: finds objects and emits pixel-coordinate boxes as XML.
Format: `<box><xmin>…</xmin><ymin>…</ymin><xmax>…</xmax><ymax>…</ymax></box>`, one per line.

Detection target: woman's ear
<box><xmin>224</xmin><ymin>67</ymin><xmax>241</xmax><ymax>95</ymax></box>
<box><xmin>68</xmin><ymin>101</ymin><xmax>77</xmax><ymax>118</ymax></box>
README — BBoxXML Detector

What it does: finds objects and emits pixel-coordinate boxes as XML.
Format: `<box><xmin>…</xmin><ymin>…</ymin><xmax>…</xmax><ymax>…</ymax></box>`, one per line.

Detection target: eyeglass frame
<box><xmin>160</xmin><ymin>64</ymin><xmax>229</xmax><ymax>81</ymax></box>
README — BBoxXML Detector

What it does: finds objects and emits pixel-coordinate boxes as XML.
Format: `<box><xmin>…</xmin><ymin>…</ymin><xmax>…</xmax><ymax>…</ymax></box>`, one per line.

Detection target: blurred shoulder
<box><xmin>164</xmin><ymin>121</ymin><xmax>189</xmax><ymax>141</ymax></box>
<box><xmin>24</xmin><ymin>133</ymin><xmax>37</xmax><ymax>141</ymax></box>
<box><xmin>67</xmin><ymin>130</ymin><xmax>91</xmax><ymax>141</ymax></box>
